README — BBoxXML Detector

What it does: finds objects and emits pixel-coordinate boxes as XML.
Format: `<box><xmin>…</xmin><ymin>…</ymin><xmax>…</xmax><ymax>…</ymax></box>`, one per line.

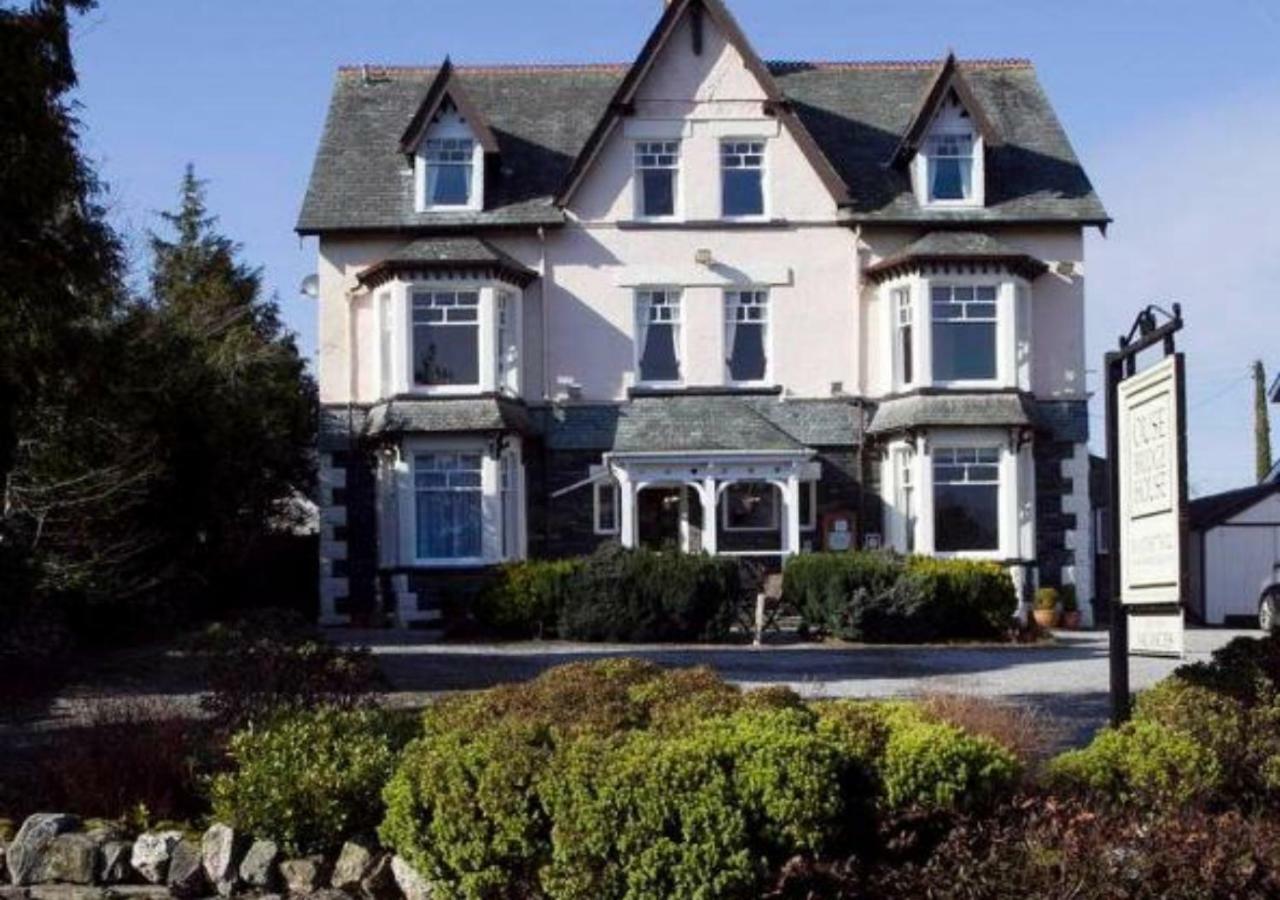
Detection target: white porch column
<box><xmin>782</xmin><ymin>475</ymin><xmax>801</xmax><ymax>557</ymax></box>
<box><xmin>700</xmin><ymin>477</ymin><xmax>718</xmax><ymax>555</ymax></box>
<box><xmin>617</xmin><ymin>469</ymin><xmax>637</xmax><ymax>548</ymax></box>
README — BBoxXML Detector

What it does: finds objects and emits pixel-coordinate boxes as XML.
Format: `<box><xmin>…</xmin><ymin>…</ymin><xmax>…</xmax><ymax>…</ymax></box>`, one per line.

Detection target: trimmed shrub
<box><xmin>1047</xmin><ymin>719</ymin><xmax>1222</xmax><ymax>807</ymax></box>
<box><xmin>558</xmin><ymin>544</ymin><xmax>741</xmax><ymax>642</ymax></box>
<box><xmin>785</xmin><ymin>552</ymin><xmax>1016</xmax><ymax>642</ymax></box>
<box><xmin>380</xmin><ymin>723</ymin><xmax>552</xmax><ymax>899</ymax></box>
<box><xmin>877</xmin><ymin>706</ymin><xmax>1021</xmax><ymax>811</ymax></box>
<box><xmin>919</xmin><ymin>692</ymin><xmax>1057</xmax><ymax>765</ymax></box>
<box><xmin>1174</xmin><ymin>633</ymin><xmax>1280</xmax><ymax>706</ymax></box>
<box><xmin>211</xmin><ymin>706</ymin><xmax>415</xmax><ymax>855</ymax></box>
<box><xmin>475</xmin><ymin>559</ymin><xmax>581</xmax><ymax>638</ymax></box>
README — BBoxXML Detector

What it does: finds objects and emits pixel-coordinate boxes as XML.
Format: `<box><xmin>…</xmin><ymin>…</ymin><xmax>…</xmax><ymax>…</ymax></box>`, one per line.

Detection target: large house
<box><xmin>298</xmin><ymin>0</ymin><xmax>1107</xmax><ymax>629</ymax></box>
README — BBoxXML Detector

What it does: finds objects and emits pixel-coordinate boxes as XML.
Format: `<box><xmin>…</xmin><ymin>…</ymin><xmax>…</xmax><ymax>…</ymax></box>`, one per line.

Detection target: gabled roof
<box><xmin>888</xmin><ymin>52</ymin><xmax>1001</xmax><ymax>168</ymax></box>
<box><xmin>1189</xmin><ymin>482</ymin><xmax>1280</xmax><ymax>531</ymax></box>
<box><xmin>865</xmin><ymin>230</ymin><xmax>1049</xmax><ymax>282</ymax></box>
<box><xmin>398</xmin><ymin>57</ymin><xmax>500</xmax><ymax>156</ymax></box>
<box><xmin>555</xmin><ymin>0</ymin><xmax>849</xmax><ymax>208</ymax></box>
<box><xmin>356</xmin><ymin>236</ymin><xmax>538</xmax><ymax>288</ymax></box>
<box><xmin>298</xmin><ymin>56</ymin><xmax>1107</xmax><ymax>232</ymax></box>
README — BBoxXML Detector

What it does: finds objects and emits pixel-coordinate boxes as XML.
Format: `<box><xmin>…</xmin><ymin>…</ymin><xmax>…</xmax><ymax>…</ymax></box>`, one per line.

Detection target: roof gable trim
<box><xmin>555</xmin><ymin>0</ymin><xmax>850</xmax><ymax>207</ymax></box>
<box><xmin>399</xmin><ymin>57</ymin><xmax>501</xmax><ymax>156</ymax></box>
<box><xmin>889</xmin><ymin>52</ymin><xmax>1002</xmax><ymax>168</ymax></box>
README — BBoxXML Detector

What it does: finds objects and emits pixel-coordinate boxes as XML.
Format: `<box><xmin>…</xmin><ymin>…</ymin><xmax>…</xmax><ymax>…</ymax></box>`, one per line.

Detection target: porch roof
<box><xmin>612</xmin><ymin>395</ymin><xmax>804</xmax><ymax>453</ymax></box>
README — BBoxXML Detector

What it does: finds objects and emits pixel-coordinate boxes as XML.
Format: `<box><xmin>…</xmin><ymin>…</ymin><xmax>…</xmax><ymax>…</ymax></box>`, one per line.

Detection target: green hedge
<box><xmin>475</xmin><ymin>559</ymin><xmax>581</xmax><ymax>638</ymax></box>
<box><xmin>784</xmin><ymin>551</ymin><xmax>1017</xmax><ymax>642</ymax></box>
<box><xmin>378</xmin><ymin>659</ymin><xmax>1019</xmax><ymax>900</ymax></box>
<box><xmin>559</xmin><ymin>544</ymin><xmax>741</xmax><ymax>642</ymax></box>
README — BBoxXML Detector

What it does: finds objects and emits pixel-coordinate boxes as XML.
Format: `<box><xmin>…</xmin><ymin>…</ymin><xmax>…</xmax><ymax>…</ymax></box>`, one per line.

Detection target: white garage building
<box><xmin>1189</xmin><ymin>483</ymin><xmax>1280</xmax><ymax>626</ymax></box>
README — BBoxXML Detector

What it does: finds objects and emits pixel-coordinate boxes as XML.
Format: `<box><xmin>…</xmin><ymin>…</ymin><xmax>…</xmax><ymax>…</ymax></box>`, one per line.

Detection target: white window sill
<box><xmin>408</xmin><ymin>384</ymin><xmax>484</xmax><ymax>396</ymax></box>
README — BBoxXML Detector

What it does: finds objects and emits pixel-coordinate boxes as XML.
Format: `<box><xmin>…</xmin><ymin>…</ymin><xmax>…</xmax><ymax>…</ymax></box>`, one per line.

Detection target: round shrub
<box><xmin>1047</xmin><ymin>719</ymin><xmax>1222</xmax><ymax>807</ymax></box>
<box><xmin>1135</xmin><ymin>676</ymin><xmax>1251</xmax><ymax>787</ymax></box>
<box><xmin>878</xmin><ymin>710</ymin><xmax>1021</xmax><ymax>811</ymax></box>
<box><xmin>210</xmin><ymin>706</ymin><xmax>414</xmax><ymax>855</ymax></box>
<box><xmin>475</xmin><ymin>559</ymin><xmax>581</xmax><ymax>638</ymax></box>
<box><xmin>380</xmin><ymin>724</ymin><xmax>552</xmax><ymax>900</ymax></box>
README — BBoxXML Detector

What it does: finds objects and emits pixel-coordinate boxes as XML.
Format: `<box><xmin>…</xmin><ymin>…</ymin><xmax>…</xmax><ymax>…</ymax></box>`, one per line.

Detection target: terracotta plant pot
<box><xmin>1061</xmin><ymin>610</ymin><xmax>1082</xmax><ymax>630</ymax></box>
<box><xmin>1033</xmin><ymin>608</ymin><xmax>1061</xmax><ymax>629</ymax></box>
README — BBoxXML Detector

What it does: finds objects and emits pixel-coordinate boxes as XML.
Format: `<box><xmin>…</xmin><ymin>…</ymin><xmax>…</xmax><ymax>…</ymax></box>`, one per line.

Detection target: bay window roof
<box><xmin>357</xmin><ymin>236</ymin><xmax>538</xmax><ymax>289</ymax></box>
<box><xmin>866</xmin><ymin>231</ymin><xmax>1048</xmax><ymax>283</ymax></box>
<box><xmin>364</xmin><ymin>396</ymin><xmax>532</xmax><ymax>438</ymax></box>
<box><xmin>867</xmin><ymin>392</ymin><xmax>1033</xmax><ymax>436</ymax></box>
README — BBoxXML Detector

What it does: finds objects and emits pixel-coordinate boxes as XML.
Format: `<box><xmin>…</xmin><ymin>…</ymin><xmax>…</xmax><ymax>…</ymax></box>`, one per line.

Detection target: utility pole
<box><xmin>1254</xmin><ymin>361</ymin><xmax>1272</xmax><ymax>484</ymax></box>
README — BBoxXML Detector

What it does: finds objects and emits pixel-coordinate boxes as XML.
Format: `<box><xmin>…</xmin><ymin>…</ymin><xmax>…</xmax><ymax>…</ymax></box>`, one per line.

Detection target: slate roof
<box><xmin>1189</xmin><ymin>483</ymin><xmax>1280</xmax><ymax>532</ymax></box>
<box><xmin>363</xmin><ymin>397</ymin><xmax>533</xmax><ymax>437</ymax></box>
<box><xmin>867</xmin><ymin>392</ymin><xmax>1033</xmax><ymax>435</ymax></box>
<box><xmin>866</xmin><ymin>230</ymin><xmax>1049</xmax><ymax>281</ymax></box>
<box><xmin>358</xmin><ymin>237</ymin><xmax>538</xmax><ymax>288</ymax></box>
<box><xmin>532</xmin><ymin>396</ymin><xmax>862</xmax><ymax>451</ymax></box>
<box><xmin>298</xmin><ymin>58</ymin><xmax>1105</xmax><ymax>233</ymax></box>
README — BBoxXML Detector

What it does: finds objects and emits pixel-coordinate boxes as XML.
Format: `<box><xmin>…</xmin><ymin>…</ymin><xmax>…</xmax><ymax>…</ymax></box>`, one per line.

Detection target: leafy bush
<box><xmin>558</xmin><ymin>544</ymin><xmax>741</xmax><ymax>642</ymax></box>
<box><xmin>475</xmin><ymin>559</ymin><xmax>581</xmax><ymax>638</ymax></box>
<box><xmin>784</xmin><ymin>552</ymin><xmax>1015</xmax><ymax>642</ymax></box>
<box><xmin>1174</xmin><ymin>633</ymin><xmax>1280</xmax><ymax>706</ymax></box>
<box><xmin>211</xmin><ymin>707</ymin><xmax>414</xmax><ymax>855</ymax></box>
<box><xmin>919</xmin><ymin>692</ymin><xmax>1057</xmax><ymax>765</ymax></box>
<box><xmin>1034</xmin><ymin>586</ymin><xmax>1059</xmax><ymax>611</ymax></box>
<box><xmin>1047</xmin><ymin>718</ymin><xmax>1222</xmax><ymax>807</ymax></box>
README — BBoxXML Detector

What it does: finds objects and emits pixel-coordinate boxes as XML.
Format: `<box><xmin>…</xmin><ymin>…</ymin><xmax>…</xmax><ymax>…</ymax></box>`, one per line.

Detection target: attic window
<box><xmin>927</xmin><ymin>133</ymin><xmax>973</xmax><ymax>201</ymax></box>
<box><xmin>423</xmin><ymin>138</ymin><xmax>474</xmax><ymax>206</ymax></box>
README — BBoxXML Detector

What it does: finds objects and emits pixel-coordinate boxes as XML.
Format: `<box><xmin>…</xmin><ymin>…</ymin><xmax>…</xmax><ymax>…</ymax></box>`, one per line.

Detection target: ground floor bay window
<box><xmin>882</xmin><ymin>428</ymin><xmax>1033</xmax><ymax>561</ymax></box>
<box><xmin>380</xmin><ymin>436</ymin><xmax>526</xmax><ymax>567</ymax></box>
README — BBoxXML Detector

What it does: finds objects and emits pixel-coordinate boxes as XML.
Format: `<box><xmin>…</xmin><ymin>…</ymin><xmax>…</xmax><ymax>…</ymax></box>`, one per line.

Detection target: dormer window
<box><xmin>412</xmin><ymin>99</ymin><xmax>485</xmax><ymax>212</ymax></box>
<box><xmin>926</xmin><ymin>133</ymin><xmax>973</xmax><ymax>202</ymax></box>
<box><xmin>423</xmin><ymin>137</ymin><xmax>474</xmax><ymax>207</ymax></box>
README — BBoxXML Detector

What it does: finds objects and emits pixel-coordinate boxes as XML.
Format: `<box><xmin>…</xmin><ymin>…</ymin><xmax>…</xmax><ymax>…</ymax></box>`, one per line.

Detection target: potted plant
<box><xmin>1060</xmin><ymin>584</ymin><xmax>1082</xmax><ymax>629</ymax></box>
<box><xmin>1033</xmin><ymin>586</ymin><xmax>1061</xmax><ymax>629</ymax></box>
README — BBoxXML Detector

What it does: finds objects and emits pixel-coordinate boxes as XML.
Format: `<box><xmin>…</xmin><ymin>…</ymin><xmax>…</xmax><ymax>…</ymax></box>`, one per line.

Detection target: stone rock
<box><xmin>128</xmin><ymin>832</ymin><xmax>181</xmax><ymax>886</ymax></box>
<box><xmin>0</xmin><ymin>842</ymin><xmax>7</xmax><ymax>885</ymax></box>
<box><xmin>102</xmin><ymin>888</ymin><xmax>175</xmax><ymax>899</ymax></box>
<box><xmin>199</xmin><ymin>825</ymin><xmax>242</xmax><ymax>897</ymax></box>
<box><xmin>37</xmin><ymin>835</ymin><xmax>97</xmax><ymax>885</ymax></box>
<box><xmin>308</xmin><ymin>891</ymin><xmax>349</xmax><ymax>900</ymax></box>
<box><xmin>330</xmin><ymin>841</ymin><xmax>373</xmax><ymax>891</ymax></box>
<box><xmin>7</xmin><ymin>815</ymin><xmax>80</xmax><ymax>886</ymax></box>
<box><xmin>98</xmin><ymin>842</ymin><xmax>132</xmax><ymax>885</ymax></box>
<box><xmin>390</xmin><ymin>856</ymin><xmax>431</xmax><ymax>900</ymax></box>
<box><xmin>82</xmin><ymin>825</ymin><xmax>125</xmax><ymax>848</ymax></box>
<box><xmin>237</xmin><ymin>840</ymin><xmax>279</xmax><ymax>891</ymax></box>
<box><xmin>29</xmin><ymin>887</ymin><xmax>105</xmax><ymax>900</ymax></box>
<box><xmin>165</xmin><ymin>840</ymin><xmax>206</xmax><ymax>900</ymax></box>
<box><xmin>0</xmin><ymin>887</ymin><xmax>23</xmax><ymax>900</ymax></box>
<box><xmin>279</xmin><ymin>856</ymin><xmax>329</xmax><ymax>896</ymax></box>
<box><xmin>358</xmin><ymin>854</ymin><xmax>397</xmax><ymax>900</ymax></box>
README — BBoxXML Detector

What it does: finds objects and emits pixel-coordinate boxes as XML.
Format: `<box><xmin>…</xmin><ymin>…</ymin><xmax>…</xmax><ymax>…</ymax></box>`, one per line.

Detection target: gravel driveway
<box><xmin>336</xmin><ymin>627</ymin><xmax>1254</xmax><ymax>746</ymax></box>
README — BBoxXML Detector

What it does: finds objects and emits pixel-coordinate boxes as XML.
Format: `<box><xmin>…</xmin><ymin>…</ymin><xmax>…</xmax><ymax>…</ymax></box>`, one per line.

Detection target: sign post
<box><xmin>1105</xmin><ymin>304</ymin><xmax>1186</xmax><ymax>725</ymax></box>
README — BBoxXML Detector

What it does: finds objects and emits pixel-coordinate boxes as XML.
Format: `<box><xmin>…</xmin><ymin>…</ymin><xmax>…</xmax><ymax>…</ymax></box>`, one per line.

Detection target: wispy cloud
<box><xmin>1086</xmin><ymin>86</ymin><xmax>1280</xmax><ymax>496</ymax></box>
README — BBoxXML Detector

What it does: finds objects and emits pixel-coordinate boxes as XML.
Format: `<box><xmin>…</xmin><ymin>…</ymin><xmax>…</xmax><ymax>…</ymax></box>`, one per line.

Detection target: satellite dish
<box><xmin>299</xmin><ymin>274</ymin><xmax>319</xmax><ymax>298</ymax></box>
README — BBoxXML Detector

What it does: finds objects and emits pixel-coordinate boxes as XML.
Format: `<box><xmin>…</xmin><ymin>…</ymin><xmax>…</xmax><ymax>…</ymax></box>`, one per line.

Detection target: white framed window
<box><xmin>926</xmin><ymin>133</ymin><xmax>974</xmax><ymax>202</ymax></box>
<box><xmin>931</xmin><ymin>284</ymin><xmax>998</xmax><ymax>383</ymax></box>
<box><xmin>800</xmin><ymin>480</ymin><xmax>817</xmax><ymax>531</ymax></box>
<box><xmin>635</xmin><ymin>140</ymin><xmax>679</xmax><ymax>218</ymax></box>
<box><xmin>422</xmin><ymin>137</ymin><xmax>475</xmax><ymax>207</ymax></box>
<box><xmin>496</xmin><ymin>290</ymin><xmax>519</xmax><ymax>395</ymax></box>
<box><xmin>413</xmin><ymin>451</ymin><xmax>484</xmax><ymax>561</ymax></box>
<box><xmin>722</xmin><ymin>482</ymin><xmax>779</xmax><ymax>532</ymax></box>
<box><xmin>720</xmin><ymin>139</ymin><xmax>765</xmax><ymax>217</ymax></box>
<box><xmin>499</xmin><ymin>450</ymin><xmax>521</xmax><ymax>560</ymax></box>
<box><xmin>378</xmin><ymin>291</ymin><xmax>394</xmax><ymax>398</ymax></box>
<box><xmin>411</xmin><ymin>290</ymin><xmax>481</xmax><ymax>389</ymax></box>
<box><xmin>892</xmin><ymin>286</ymin><xmax>914</xmax><ymax>388</ymax></box>
<box><xmin>724</xmin><ymin>289</ymin><xmax>769</xmax><ymax>385</ymax></box>
<box><xmin>895</xmin><ymin>446</ymin><xmax>916</xmax><ymax>553</ymax></box>
<box><xmin>594</xmin><ymin>479</ymin><xmax>620</xmax><ymax>535</ymax></box>
<box><xmin>635</xmin><ymin>288</ymin><xmax>682</xmax><ymax>385</ymax></box>
<box><xmin>932</xmin><ymin>446</ymin><xmax>1001</xmax><ymax>553</ymax></box>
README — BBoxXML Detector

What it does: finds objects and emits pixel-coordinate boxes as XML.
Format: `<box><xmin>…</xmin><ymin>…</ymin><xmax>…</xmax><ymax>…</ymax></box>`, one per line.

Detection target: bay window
<box><xmin>896</xmin><ymin>446</ymin><xmax>916</xmax><ymax>552</ymax></box>
<box><xmin>496</xmin><ymin>290</ymin><xmax>520</xmax><ymax>395</ymax></box>
<box><xmin>893</xmin><ymin>286</ymin><xmax>914</xmax><ymax>388</ymax></box>
<box><xmin>725</xmin><ymin>289</ymin><xmax>769</xmax><ymax>384</ymax></box>
<box><xmin>414</xmin><ymin>451</ymin><xmax>483</xmax><ymax>560</ymax></box>
<box><xmin>636</xmin><ymin>288</ymin><xmax>682</xmax><ymax>385</ymax></box>
<box><xmin>412</xmin><ymin>290</ymin><xmax>480</xmax><ymax>388</ymax></box>
<box><xmin>931</xmin><ymin>284</ymin><xmax>998</xmax><ymax>383</ymax></box>
<box><xmin>932</xmin><ymin>446</ymin><xmax>1000</xmax><ymax>552</ymax></box>
<box><xmin>721</xmin><ymin>140</ymin><xmax>765</xmax><ymax>217</ymax></box>
<box><xmin>635</xmin><ymin>140</ymin><xmax>679</xmax><ymax>218</ymax></box>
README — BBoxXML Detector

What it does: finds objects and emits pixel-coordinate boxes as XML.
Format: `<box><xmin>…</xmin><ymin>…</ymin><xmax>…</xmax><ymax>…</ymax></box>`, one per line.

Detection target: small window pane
<box><xmin>725</xmin><ymin>482</ymin><xmax>778</xmax><ymax>530</ymax></box>
<box><xmin>933</xmin><ymin>321</ymin><xmax>996</xmax><ymax>381</ymax></box>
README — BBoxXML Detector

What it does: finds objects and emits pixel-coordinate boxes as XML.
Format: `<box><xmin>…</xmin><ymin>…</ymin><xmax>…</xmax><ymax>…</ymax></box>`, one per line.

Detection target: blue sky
<box><xmin>70</xmin><ymin>0</ymin><xmax>1280</xmax><ymax>496</ymax></box>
